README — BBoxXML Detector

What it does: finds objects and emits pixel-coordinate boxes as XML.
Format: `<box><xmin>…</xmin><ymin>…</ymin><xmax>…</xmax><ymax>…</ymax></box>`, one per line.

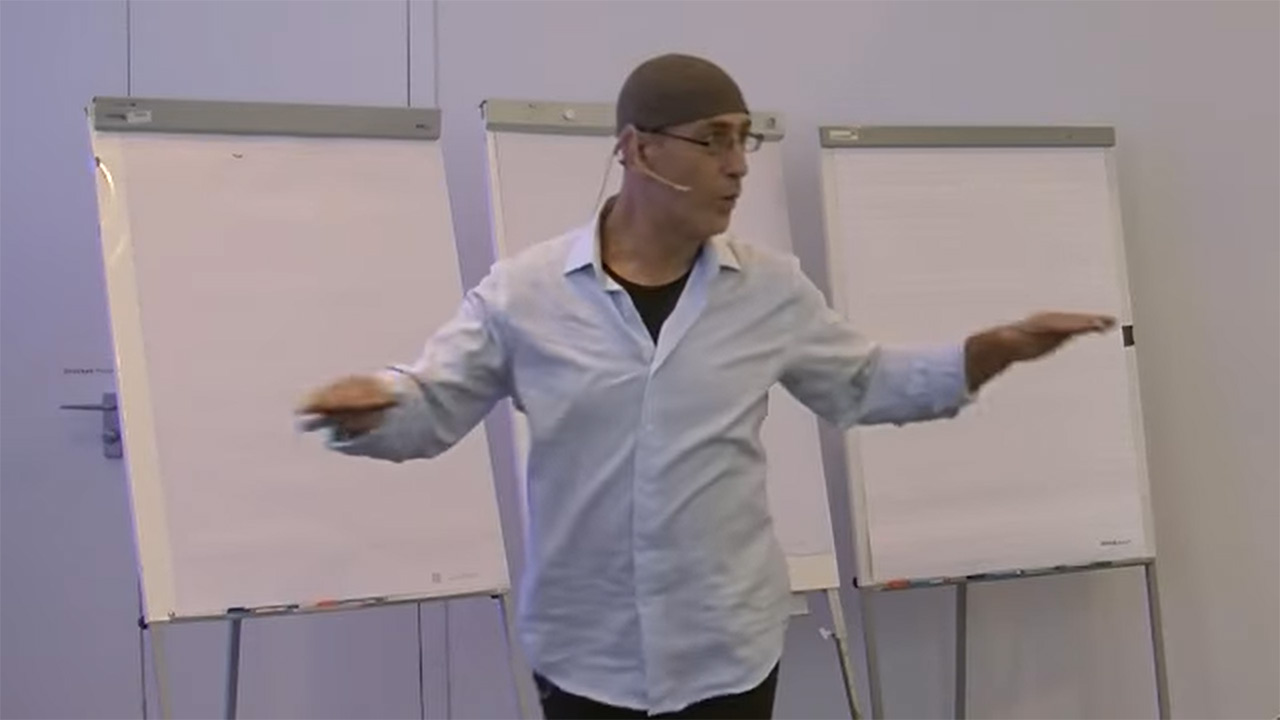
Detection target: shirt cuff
<box><xmin>863</xmin><ymin>343</ymin><xmax>973</xmax><ymax>426</ymax></box>
<box><xmin>909</xmin><ymin>342</ymin><xmax>973</xmax><ymax>418</ymax></box>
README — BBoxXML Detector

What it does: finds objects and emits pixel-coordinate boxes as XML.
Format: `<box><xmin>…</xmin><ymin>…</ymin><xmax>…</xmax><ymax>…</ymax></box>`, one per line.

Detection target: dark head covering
<box><xmin>615</xmin><ymin>53</ymin><xmax>749</xmax><ymax>133</ymax></box>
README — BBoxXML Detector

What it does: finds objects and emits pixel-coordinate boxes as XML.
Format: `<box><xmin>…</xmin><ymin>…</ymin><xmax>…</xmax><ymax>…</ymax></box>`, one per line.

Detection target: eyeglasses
<box><xmin>639</xmin><ymin>127</ymin><xmax>765</xmax><ymax>155</ymax></box>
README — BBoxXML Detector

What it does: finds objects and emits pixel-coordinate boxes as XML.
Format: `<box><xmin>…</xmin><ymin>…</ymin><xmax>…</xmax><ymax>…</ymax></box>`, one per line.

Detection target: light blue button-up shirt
<box><xmin>332</xmin><ymin>216</ymin><xmax>971</xmax><ymax>713</ymax></box>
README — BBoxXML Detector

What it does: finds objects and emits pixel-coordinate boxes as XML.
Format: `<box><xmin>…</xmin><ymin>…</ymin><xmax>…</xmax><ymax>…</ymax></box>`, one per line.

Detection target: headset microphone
<box><xmin>615</xmin><ymin>133</ymin><xmax>693</xmax><ymax>193</ymax></box>
<box><xmin>635</xmin><ymin>155</ymin><xmax>691</xmax><ymax>193</ymax></box>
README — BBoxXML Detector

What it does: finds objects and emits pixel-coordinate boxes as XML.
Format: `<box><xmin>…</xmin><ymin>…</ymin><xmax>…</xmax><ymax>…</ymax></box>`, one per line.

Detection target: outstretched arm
<box><xmin>297</xmin><ymin>268</ymin><xmax>513</xmax><ymax>463</ymax></box>
<box><xmin>779</xmin><ymin>260</ymin><xmax>1115</xmax><ymax>428</ymax></box>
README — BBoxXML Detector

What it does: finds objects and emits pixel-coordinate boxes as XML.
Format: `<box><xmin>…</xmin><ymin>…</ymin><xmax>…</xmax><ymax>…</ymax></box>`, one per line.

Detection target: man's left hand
<box><xmin>965</xmin><ymin>312</ymin><xmax>1117</xmax><ymax>393</ymax></box>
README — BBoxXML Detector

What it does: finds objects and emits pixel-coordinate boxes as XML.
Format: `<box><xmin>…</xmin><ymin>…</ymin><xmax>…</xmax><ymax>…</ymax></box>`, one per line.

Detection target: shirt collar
<box><xmin>562</xmin><ymin>197</ymin><xmax>743</xmax><ymax>277</ymax></box>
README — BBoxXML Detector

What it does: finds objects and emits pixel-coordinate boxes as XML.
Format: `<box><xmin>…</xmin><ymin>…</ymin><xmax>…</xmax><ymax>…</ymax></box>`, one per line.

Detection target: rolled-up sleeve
<box><xmin>328</xmin><ymin>267</ymin><xmax>512</xmax><ymax>463</ymax></box>
<box><xmin>779</xmin><ymin>260</ymin><xmax>972</xmax><ymax>429</ymax></box>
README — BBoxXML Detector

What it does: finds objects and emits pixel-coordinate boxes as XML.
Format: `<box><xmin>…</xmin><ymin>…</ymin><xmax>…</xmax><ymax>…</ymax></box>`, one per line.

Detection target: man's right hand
<box><xmin>297</xmin><ymin>374</ymin><xmax>399</xmax><ymax>438</ymax></box>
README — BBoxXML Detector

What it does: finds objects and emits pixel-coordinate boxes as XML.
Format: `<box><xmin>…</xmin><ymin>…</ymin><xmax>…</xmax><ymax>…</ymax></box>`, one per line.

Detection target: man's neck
<box><xmin>600</xmin><ymin>193</ymin><xmax>704</xmax><ymax>286</ymax></box>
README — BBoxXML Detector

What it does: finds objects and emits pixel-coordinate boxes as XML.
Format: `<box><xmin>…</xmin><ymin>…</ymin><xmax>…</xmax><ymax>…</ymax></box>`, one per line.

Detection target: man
<box><xmin>299</xmin><ymin>54</ymin><xmax>1114</xmax><ymax>719</ymax></box>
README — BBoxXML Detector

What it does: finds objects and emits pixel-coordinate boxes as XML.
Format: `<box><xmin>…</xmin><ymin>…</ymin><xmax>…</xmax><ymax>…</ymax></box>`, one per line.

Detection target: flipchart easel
<box><xmin>818</xmin><ymin>124</ymin><xmax>1169</xmax><ymax>719</ymax></box>
<box><xmin>86</xmin><ymin>96</ymin><xmax>534</xmax><ymax>720</ymax></box>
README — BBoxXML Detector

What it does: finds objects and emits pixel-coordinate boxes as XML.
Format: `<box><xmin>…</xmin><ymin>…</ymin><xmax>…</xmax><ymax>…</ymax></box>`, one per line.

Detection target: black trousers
<box><xmin>534</xmin><ymin>664</ymin><xmax>780</xmax><ymax>720</ymax></box>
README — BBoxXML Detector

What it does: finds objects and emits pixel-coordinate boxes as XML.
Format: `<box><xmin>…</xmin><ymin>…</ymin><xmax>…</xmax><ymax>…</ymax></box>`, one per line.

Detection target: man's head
<box><xmin>613</xmin><ymin>54</ymin><xmax>761</xmax><ymax>239</ymax></box>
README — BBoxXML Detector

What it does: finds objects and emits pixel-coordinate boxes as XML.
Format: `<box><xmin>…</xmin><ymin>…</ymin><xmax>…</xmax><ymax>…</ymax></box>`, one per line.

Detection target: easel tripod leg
<box><xmin>859</xmin><ymin>589</ymin><xmax>884</xmax><ymax>719</ymax></box>
<box><xmin>1143</xmin><ymin>562</ymin><xmax>1171</xmax><ymax>719</ymax></box>
<box><xmin>954</xmin><ymin>583</ymin><xmax>968</xmax><ymax>720</ymax></box>
<box><xmin>824</xmin><ymin>588</ymin><xmax>865</xmax><ymax>719</ymax></box>
<box><xmin>149</xmin><ymin>621</ymin><xmax>174</xmax><ymax>720</ymax></box>
<box><xmin>224</xmin><ymin>615</ymin><xmax>243</xmax><ymax>720</ymax></box>
<box><xmin>134</xmin><ymin>579</ymin><xmax>169</xmax><ymax>720</ymax></box>
<box><xmin>498</xmin><ymin>593</ymin><xmax>536</xmax><ymax>720</ymax></box>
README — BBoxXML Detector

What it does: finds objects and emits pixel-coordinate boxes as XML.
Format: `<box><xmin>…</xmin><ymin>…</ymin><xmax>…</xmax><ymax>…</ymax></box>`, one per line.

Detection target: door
<box><xmin>3</xmin><ymin>2</ymin><xmax>442</xmax><ymax>718</ymax></box>
<box><xmin>0</xmin><ymin>2</ymin><xmax>143</xmax><ymax>718</ymax></box>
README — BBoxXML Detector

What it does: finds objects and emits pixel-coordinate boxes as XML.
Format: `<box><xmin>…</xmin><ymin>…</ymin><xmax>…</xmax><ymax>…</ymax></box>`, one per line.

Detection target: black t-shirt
<box><xmin>604</xmin><ymin>264</ymin><xmax>692</xmax><ymax>342</ymax></box>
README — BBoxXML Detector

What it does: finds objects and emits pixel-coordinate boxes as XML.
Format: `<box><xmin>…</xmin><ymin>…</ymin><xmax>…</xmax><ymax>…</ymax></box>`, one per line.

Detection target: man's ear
<box><xmin>614</xmin><ymin>126</ymin><xmax>635</xmax><ymax>166</ymax></box>
<box><xmin>615</xmin><ymin>124</ymin><xmax>647</xmax><ymax>168</ymax></box>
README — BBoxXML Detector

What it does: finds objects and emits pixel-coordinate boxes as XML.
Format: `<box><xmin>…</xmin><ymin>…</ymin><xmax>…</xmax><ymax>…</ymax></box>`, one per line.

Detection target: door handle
<box><xmin>60</xmin><ymin>392</ymin><xmax>122</xmax><ymax>459</ymax></box>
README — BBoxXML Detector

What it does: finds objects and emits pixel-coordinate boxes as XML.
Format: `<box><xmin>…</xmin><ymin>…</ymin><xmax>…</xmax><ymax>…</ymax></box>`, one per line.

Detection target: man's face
<box><xmin>637</xmin><ymin>112</ymin><xmax>755</xmax><ymax>238</ymax></box>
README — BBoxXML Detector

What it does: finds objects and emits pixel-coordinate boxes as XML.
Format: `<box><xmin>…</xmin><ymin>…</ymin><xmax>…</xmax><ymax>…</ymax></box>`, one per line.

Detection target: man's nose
<box><xmin>723</xmin><ymin>146</ymin><xmax>749</xmax><ymax>179</ymax></box>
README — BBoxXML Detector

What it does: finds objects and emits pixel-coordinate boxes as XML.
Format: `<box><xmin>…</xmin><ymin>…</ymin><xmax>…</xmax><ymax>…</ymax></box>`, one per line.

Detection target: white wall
<box><xmin>2</xmin><ymin>1</ymin><xmax>1275</xmax><ymax>718</ymax></box>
